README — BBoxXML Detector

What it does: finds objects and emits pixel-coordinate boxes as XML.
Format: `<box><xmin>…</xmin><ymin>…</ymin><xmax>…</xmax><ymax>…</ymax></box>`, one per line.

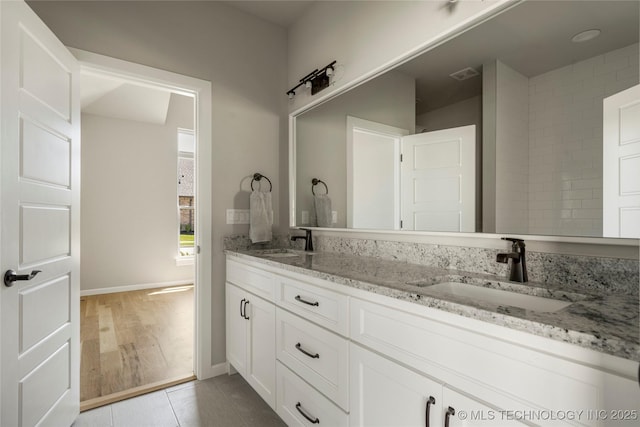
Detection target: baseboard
<box><xmin>198</xmin><ymin>362</ymin><xmax>228</xmax><ymax>380</ymax></box>
<box><xmin>80</xmin><ymin>280</ymin><xmax>194</xmax><ymax>296</ymax></box>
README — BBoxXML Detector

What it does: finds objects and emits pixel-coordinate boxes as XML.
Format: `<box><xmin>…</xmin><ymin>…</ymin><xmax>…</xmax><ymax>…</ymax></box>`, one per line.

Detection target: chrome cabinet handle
<box><xmin>295</xmin><ymin>295</ymin><xmax>319</xmax><ymax>307</ymax></box>
<box><xmin>295</xmin><ymin>402</ymin><xmax>319</xmax><ymax>424</ymax></box>
<box><xmin>4</xmin><ymin>270</ymin><xmax>41</xmax><ymax>287</ymax></box>
<box><xmin>295</xmin><ymin>342</ymin><xmax>319</xmax><ymax>359</ymax></box>
<box><xmin>425</xmin><ymin>396</ymin><xmax>436</xmax><ymax>427</ymax></box>
<box><xmin>445</xmin><ymin>406</ymin><xmax>455</xmax><ymax>427</ymax></box>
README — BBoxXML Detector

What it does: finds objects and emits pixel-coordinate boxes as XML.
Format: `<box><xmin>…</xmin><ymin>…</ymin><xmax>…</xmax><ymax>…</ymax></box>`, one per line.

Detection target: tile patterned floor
<box><xmin>73</xmin><ymin>374</ymin><xmax>285</xmax><ymax>427</ymax></box>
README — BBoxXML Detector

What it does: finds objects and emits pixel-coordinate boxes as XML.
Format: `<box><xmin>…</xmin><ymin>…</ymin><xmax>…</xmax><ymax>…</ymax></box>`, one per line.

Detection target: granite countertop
<box><xmin>226</xmin><ymin>249</ymin><xmax>640</xmax><ymax>362</ymax></box>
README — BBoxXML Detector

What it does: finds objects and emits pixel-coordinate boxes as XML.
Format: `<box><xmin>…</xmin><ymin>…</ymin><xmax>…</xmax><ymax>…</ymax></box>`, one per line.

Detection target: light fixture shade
<box><xmin>326</xmin><ymin>67</ymin><xmax>334</xmax><ymax>76</ymax></box>
<box><xmin>287</xmin><ymin>91</ymin><xmax>295</xmax><ymax>99</ymax></box>
<box><xmin>305</xmin><ymin>80</ymin><xmax>312</xmax><ymax>89</ymax></box>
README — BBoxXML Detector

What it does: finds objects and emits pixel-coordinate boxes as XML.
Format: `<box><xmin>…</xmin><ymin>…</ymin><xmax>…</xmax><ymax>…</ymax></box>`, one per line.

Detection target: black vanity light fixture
<box><xmin>287</xmin><ymin>60</ymin><xmax>336</xmax><ymax>99</ymax></box>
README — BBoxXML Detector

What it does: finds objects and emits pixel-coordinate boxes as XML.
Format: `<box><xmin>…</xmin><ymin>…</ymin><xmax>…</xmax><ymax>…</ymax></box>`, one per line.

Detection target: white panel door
<box><xmin>401</xmin><ymin>126</ymin><xmax>476</xmax><ymax>232</ymax></box>
<box><xmin>347</xmin><ymin>116</ymin><xmax>409</xmax><ymax>229</ymax></box>
<box><xmin>1</xmin><ymin>2</ymin><xmax>80</xmax><ymax>426</ymax></box>
<box><xmin>603</xmin><ymin>84</ymin><xmax>640</xmax><ymax>238</ymax></box>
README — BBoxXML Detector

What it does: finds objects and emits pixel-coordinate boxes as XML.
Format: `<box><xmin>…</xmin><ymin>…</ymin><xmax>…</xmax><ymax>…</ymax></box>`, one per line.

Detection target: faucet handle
<box><xmin>501</xmin><ymin>237</ymin><xmax>525</xmax><ymax>250</ymax></box>
<box><xmin>501</xmin><ymin>237</ymin><xmax>524</xmax><ymax>243</ymax></box>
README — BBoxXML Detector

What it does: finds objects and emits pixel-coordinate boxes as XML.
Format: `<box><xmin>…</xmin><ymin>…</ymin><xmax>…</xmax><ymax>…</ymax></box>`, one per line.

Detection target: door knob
<box><xmin>4</xmin><ymin>270</ymin><xmax>41</xmax><ymax>287</ymax></box>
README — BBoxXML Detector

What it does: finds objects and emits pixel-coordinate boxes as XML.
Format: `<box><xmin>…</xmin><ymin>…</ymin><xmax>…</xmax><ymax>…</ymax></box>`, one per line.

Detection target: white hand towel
<box><xmin>249</xmin><ymin>191</ymin><xmax>273</xmax><ymax>243</ymax></box>
<box><xmin>314</xmin><ymin>194</ymin><xmax>332</xmax><ymax>228</ymax></box>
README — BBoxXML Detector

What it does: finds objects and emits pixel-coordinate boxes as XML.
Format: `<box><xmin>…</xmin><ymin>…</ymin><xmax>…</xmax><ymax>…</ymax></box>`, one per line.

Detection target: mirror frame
<box><xmin>288</xmin><ymin>0</ymin><xmax>640</xmax><ymax>248</ymax></box>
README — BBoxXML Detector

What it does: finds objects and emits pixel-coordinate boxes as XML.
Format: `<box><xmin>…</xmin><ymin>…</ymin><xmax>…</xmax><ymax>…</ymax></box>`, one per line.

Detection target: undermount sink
<box><xmin>262</xmin><ymin>252</ymin><xmax>301</xmax><ymax>258</ymax></box>
<box><xmin>251</xmin><ymin>249</ymin><xmax>309</xmax><ymax>258</ymax></box>
<box><xmin>425</xmin><ymin>282</ymin><xmax>573</xmax><ymax>313</ymax></box>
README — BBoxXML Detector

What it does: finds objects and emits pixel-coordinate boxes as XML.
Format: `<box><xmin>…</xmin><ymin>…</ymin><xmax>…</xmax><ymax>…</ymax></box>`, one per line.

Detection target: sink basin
<box><xmin>261</xmin><ymin>252</ymin><xmax>300</xmax><ymax>258</ymax></box>
<box><xmin>251</xmin><ymin>249</ymin><xmax>309</xmax><ymax>258</ymax></box>
<box><xmin>425</xmin><ymin>282</ymin><xmax>572</xmax><ymax>313</ymax></box>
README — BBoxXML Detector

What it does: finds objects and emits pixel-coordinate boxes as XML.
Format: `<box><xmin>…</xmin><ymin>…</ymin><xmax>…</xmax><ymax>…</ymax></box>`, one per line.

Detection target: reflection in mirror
<box><xmin>293</xmin><ymin>0</ymin><xmax>639</xmax><ymax>238</ymax></box>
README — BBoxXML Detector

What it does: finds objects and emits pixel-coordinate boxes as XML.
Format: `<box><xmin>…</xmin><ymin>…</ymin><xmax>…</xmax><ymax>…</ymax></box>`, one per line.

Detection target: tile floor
<box><xmin>73</xmin><ymin>373</ymin><xmax>285</xmax><ymax>427</ymax></box>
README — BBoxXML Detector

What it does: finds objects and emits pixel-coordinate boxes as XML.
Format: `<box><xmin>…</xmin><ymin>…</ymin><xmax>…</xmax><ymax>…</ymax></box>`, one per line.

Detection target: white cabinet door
<box><xmin>245</xmin><ymin>292</ymin><xmax>276</xmax><ymax>409</ymax></box>
<box><xmin>350</xmin><ymin>343</ymin><xmax>529</xmax><ymax>427</ymax></box>
<box><xmin>350</xmin><ymin>343</ymin><xmax>443</xmax><ymax>427</ymax></box>
<box><xmin>226</xmin><ymin>283</ymin><xmax>248</xmax><ymax>376</ymax></box>
<box><xmin>1</xmin><ymin>2</ymin><xmax>80</xmax><ymax>426</ymax></box>
<box><xmin>226</xmin><ymin>281</ymin><xmax>276</xmax><ymax>409</ymax></box>
<box><xmin>442</xmin><ymin>387</ymin><xmax>527</xmax><ymax>427</ymax></box>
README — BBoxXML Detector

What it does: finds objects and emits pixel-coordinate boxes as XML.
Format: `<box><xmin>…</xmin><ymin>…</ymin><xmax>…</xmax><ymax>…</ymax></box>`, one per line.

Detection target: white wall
<box><xmin>416</xmin><ymin>96</ymin><xmax>481</xmax><ymax>134</ymax></box>
<box><xmin>81</xmin><ymin>94</ymin><xmax>194</xmax><ymax>291</ymax></box>
<box><xmin>28</xmin><ymin>0</ymin><xmax>287</xmax><ymax>367</ymax></box>
<box><xmin>495</xmin><ymin>61</ymin><xmax>529</xmax><ymax>234</ymax></box>
<box><xmin>287</xmin><ymin>0</ymin><xmax>508</xmax><ymax>112</ymax></box>
<box><xmin>295</xmin><ymin>71</ymin><xmax>414</xmax><ymax>227</ymax></box>
<box><xmin>528</xmin><ymin>43</ymin><xmax>639</xmax><ymax>237</ymax></box>
<box><xmin>416</xmin><ymin>95</ymin><xmax>482</xmax><ymax>231</ymax></box>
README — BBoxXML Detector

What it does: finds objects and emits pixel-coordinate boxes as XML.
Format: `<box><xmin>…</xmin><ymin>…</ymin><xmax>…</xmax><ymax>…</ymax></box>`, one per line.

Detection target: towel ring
<box><xmin>251</xmin><ymin>173</ymin><xmax>272</xmax><ymax>192</ymax></box>
<box><xmin>311</xmin><ymin>178</ymin><xmax>328</xmax><ymax>195</ymax></box>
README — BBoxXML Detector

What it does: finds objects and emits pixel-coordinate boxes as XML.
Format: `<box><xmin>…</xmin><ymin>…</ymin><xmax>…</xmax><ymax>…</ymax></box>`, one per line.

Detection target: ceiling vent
<box><xmin>449</xmin><ymin>67</ymin><xmax>480</xmax><ymax>81</ymax></box>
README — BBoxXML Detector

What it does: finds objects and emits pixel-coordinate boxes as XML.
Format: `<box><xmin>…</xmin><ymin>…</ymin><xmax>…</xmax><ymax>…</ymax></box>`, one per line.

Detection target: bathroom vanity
<box><xmin>225</xmin><ymin>248</ymin><xmax>640</xmax><ymax>427</ymax></box>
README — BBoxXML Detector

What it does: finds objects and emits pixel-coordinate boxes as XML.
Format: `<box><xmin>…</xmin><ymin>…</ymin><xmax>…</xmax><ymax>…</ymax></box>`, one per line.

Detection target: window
<box><xmin>178</xmin><ymin>129</ymin><xmax>195</xmax><ymax>257</ymax></box>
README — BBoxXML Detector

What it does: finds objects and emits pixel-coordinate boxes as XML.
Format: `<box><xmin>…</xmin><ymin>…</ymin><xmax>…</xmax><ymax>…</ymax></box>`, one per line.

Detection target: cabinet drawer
<box><xmin>227</xmin><ymin>259</ymin><xmax>275</xmax><ymax>301</ymax></box>
<box><xmin>350</xmin><ymin>298</ymin><xmax>640</xmax><ymax>425</ymax></box>
<box><xmin>275</xmin><ymin>274</ymin><xmax>348</xmax><ymax>336</ymax></box>
<box><xmin>276</xmin><ymin>361</ymin><xmax>348</xmax><ymax>427</ymax></box>
<box><xmin>276</xmin><ymin>308</ymin><xmax>349</xmax><ymax>411</ymax></box>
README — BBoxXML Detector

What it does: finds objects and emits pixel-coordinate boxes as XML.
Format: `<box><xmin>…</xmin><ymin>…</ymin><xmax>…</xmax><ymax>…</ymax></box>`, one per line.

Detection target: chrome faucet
<box><xmin>497</xmin><ymin>237</ymin><xmax>528</xmax><ymax>282</ymax></box>
<box><xmin>291</xmin><ymin>228</ymin><xmax>314</xmax><ymax>252</ymax></box>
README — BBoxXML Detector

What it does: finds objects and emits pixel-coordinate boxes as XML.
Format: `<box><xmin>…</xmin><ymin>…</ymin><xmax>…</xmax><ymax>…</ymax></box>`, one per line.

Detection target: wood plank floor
<box><xmin>80</xmin><ymin>285</ymin><xmax>194</xmax><ymax>403</ymax></box>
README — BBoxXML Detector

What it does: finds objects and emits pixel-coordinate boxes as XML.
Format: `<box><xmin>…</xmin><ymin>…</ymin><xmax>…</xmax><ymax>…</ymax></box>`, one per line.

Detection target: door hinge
<box><xmin>400</xmin><ymin>220</ymin><xmax>403</xmax><ymax>229</ymax></box>
<box><xmin>400</xmin><ymin>154</ymin><xmax>403</xmax><ymax>162</ymax></box>
<box><xmin>196</xmin><ymin>245</ymin><xmax>201</xmax><ymax>254</ymax></box>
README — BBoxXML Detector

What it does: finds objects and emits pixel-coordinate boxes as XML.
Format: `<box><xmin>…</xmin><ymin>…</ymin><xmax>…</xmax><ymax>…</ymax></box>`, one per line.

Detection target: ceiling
<box><xmin>395</xmin><ymin>0</ymin><xmax>639</xmax><ymax>114</ymax></box>
<box><xmin>80</xmin><ymin>0</ymin><xmax>315</xmax><ymax>122</ymax></box>
<box><xmin>79</xmin><ymin>1</ymin><xmax>638</xmax><ymax>119</ymax></box>
<box><xmin>221</xmin><ymin>0</ymin><xmax>315</xmax><ymax>28</ymax></box>
<box><xmin>81</xmin><ymin>73</ymin><xmax>172</xmax><ymax>125</ymax></box>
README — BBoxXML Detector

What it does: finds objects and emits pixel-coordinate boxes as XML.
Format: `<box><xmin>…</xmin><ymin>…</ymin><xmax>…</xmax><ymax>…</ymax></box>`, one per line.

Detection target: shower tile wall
<box><xmin>528</xmin><ymin>43</ymin><xmax>639</xmax><ymax>236</ymax></box>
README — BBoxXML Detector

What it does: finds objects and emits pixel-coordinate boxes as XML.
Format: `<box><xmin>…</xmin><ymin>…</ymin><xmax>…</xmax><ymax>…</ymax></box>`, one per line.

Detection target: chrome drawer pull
<box><xmin>295</xmin><ymin>295</ymin><xmax>319</xmax><ymax>307</ymax></box>
<box><xmin>295</xmin><ymin>402</ymin><xmax>319</xmax><ymax>424</ymax></box>
<box><xmin>295</xmin><ymin>342</ymin><xmax>319</xmax><ymax>359</ymax></box>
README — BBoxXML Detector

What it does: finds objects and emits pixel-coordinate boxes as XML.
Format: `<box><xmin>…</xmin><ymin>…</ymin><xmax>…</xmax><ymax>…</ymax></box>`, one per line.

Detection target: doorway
<box><xmin>72</xmin><ymin>49</ymin><xmax>213</xmax><ymax>410</ymax></box>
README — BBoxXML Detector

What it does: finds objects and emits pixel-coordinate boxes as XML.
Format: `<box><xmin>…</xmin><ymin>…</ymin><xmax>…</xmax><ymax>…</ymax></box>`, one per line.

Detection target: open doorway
<box><xmin>72</xmin><ymin>50</ymin><xmax>213</xmax><ymax>410</ymax></box>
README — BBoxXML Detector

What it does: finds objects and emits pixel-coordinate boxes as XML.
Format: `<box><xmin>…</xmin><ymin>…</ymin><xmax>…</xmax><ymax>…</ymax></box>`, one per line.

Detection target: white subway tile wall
<box><xmin>528</xmin><ymin>43</ymin><xmax>639</xmax><ymax>236</ymax></box>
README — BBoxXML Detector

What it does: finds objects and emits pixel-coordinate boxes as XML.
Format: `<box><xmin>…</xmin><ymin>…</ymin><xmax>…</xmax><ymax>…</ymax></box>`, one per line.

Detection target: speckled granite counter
<box><xmin>226</xmin><ymin>249</ymin><xmax>640</xmax><ymax>362</ymax></box>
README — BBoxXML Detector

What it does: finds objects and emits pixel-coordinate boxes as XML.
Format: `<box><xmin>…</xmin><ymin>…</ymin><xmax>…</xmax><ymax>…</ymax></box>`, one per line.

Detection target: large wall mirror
<box><xmin>293</xmin><ymin>0</ymin><xmax>640</xmax><ymax>239</ymax></box>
